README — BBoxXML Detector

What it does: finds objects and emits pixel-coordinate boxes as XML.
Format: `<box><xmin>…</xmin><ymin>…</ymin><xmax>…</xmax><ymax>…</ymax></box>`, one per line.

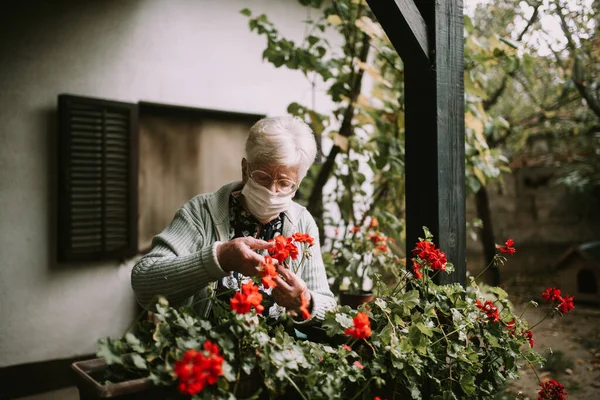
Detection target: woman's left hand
<box><xmin>272</xmin><ymin>264</ymin><xmax>312</xmax><ymax>311</ymax></box>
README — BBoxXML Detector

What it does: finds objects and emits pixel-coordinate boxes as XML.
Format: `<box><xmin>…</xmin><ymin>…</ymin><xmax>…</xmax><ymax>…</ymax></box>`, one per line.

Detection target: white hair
<box><xmin>246</xmin><ymin>116</ymin><xmax>317</xmax><ymax>179</ymax></box>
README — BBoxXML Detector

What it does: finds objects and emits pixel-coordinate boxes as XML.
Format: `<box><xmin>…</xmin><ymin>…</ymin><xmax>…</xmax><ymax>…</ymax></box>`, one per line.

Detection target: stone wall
<box><xmin>466</xmin><ymin>166</ymin><xmax>600</xmax><ymax>279</ymax></box>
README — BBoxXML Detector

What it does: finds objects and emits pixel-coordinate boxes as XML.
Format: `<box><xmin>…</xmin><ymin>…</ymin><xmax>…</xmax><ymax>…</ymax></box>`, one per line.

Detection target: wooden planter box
<box><xmin>71</xmin><ymin>358</ymin><xmax>175</xmax><ymax>400</ymax></box>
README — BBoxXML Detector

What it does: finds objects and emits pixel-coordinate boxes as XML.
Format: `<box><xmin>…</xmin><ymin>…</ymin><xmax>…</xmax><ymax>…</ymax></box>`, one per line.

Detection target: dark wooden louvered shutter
<box><xmin>57</xmin><ymin>94</ymin><xmax>138</xmax><ymax>262</ymax></box>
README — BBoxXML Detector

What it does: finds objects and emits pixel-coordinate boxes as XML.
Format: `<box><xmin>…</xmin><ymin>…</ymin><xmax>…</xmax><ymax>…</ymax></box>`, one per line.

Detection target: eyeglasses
<box><xmin>248</xmin><ymin>168</ymin><xmax>298</xmax><ymax>194</ymax></box>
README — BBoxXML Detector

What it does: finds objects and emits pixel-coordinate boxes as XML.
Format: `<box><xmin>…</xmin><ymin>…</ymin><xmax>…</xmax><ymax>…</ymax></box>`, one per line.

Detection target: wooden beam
<box><xmin>370</xmin><ymin>0</ymin><xmax>466</xmax><ymax>285</ymax></box>
<box><xmin>366</xmin><ymin>0</ymin><xmax>430</xmax><ymax>65</ymax></box>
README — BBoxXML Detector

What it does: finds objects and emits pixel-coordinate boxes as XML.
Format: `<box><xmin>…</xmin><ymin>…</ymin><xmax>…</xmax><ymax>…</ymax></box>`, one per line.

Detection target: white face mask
<box><xmin>241</xmin><ymin>177</ymin><xmax>294</xmax><ymax>223</ymax></box>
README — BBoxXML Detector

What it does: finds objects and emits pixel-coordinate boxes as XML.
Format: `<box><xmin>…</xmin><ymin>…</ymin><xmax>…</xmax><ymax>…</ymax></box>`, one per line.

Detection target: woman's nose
<box><xmin>266</xmin><ymin>180</ymin><xmax>278</xmax><ymax>192</ymax></box>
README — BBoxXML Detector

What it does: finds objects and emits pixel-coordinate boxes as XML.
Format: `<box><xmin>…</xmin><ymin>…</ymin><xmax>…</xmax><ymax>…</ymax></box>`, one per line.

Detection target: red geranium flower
<box><xmin>497</xmin><ymin>238</ymin><xmax>516</xmax><ymax>255</ymax></box>
<box><xmin>377</xmin><ymin>243</ymin><xmax>389</xmax><ymax>252</ymax></box>
<box><xmin>268</xmin><ymin>235</ymin><xmax>298</xmax><ymax>264</ymax></box>
<box><xmin>299</xmin><ymin>292</ymin><xmax>311</xmax><ymax>320</ymax></box>
<box><xmin>412</xmin><ymin>241</ymin><xmax>434</xmax><ymax>259</ymax></box>
<box><xmin>292</xmin><ymin>232</ymin><xmax>315</xmax><ymax>246</ymax></box>
<box><xmin>476</xmin><ymin>299</ymin><xmax>500</xmax><ymax>323</ymax></box>
<box><xmin>342</xmin><ymin>344</ymin><xmax>352</xmax><ymax>351</ymax></box>
<box><xmin>202</xmin><ymin>340</ymin><xmax>221</xmax><ymax>356</ymax></box>
<box><xmin>412</xmin><ymin>241</ymin><xmax>447</xmax><ymax>271</ymax></box>
<box><xmin>353</xmin><ymin>361</ymin><xmax>364</xmax><ymax>369</ymax></box>
<box><xmin>174</xmin><ymin>342</ymin><xmax>224</xmax><ymax>395</ymax></box>
<box><xmin>505</xmin><ymin>319</ymin><xmax>516</xmax><ymax>336</ymax></box>
<box><xmin>557</xmin><ymin>294</ymin><xmax>575</xmax><ymax>314</ymax></box>
<box><xmin>538</xmin><ymin>379</ymin><xmax>567</xmax><ymax>400</ymax></box>
<box><xmin>259</xmin><ymin>256</ymin><xmax>278</xmax><ymax>289</ymax></box>
<box><xmin>542</xmin><ymin>287</ymin><xmax>562</xmax><ymax>302</ymax></box>
<box><xmin>344</xmin><ymin>312</ymin><xmax>372</xmax><ymax>339</ymax></box>
<box><xmin>412</xmin><ymin>258</ymin><xmax>423</xmax><ymax>279</ymax></box>
<box><xmin>368</xmin><ymin>233</ymin><xmax>384</xmax><ymax>245</ymax></box>
<box><xmin>350</xmin><ymin>226</ymin><xmax>361</xmax><ymax>234</ymax></box>
<box><xmin>524</xmin><ymin>330</ymin><xmax>535</xmax><ymax>347</ymax></box>
<box><xmin>230</xmin><ymin>282</ymin><xmax>264</xmax><ymax>314</ymax></box>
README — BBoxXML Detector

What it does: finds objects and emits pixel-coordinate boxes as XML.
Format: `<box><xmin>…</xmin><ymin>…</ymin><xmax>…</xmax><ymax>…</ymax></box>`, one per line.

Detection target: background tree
<box><xmin>242</xmin><ymin>0</ymin><xmax>598</xmax><ymax>286</ymax></box>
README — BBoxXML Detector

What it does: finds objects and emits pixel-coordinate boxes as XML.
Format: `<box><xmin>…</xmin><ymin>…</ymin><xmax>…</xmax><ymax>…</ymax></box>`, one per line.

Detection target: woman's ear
<box><xmin>241</xmin><ymin>158</ymin><xmax>248</xmax><ymax>183</ymax></box>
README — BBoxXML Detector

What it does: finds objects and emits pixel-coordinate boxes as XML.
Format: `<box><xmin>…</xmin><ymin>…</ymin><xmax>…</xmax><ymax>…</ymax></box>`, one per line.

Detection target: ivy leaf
<box><xmin>125</xmin><ymin>332</ymin><xmax>145</xmax><ymax>353</ymax></box>
<box><xmin>401</xmin><ymin>290</ymin><xmax>420</xmax><ymax>310</ymax></box>
<box><xmin>380</xmin><ymin>322</ymin><xmax>393</xmax><ymax>345</ymax></box>
<box><xmin>374</xmin><ymin>297</ymin><xmax>388</xmax><ymax>311</ymax></box>
<box><xmin>130</xmin><ymin>353</ymin><xmax>148</xmax><ymax>370</ymax></box>
<box><xmin>415</xmin><ymin>323</ymin><xmax>434</xmax><ymax>337</ymax></box>
<box><xmin>489</xmin><ymin>286</ymin><xmax>508</xmax><ymax>300</ymax></box>
<box><xmin>240</xmin><ymin>8</ymin><xmax>251</xmax><ymax>17</ymax></box>
<box><xmin>442</xmin><ymin>390</ymin><xmax>459</xmax><ymax>400</ymax></box>
<box><xmin>460</xmin><ymin>375</ymin><xmax>476</xmax><ymax>396</ymax></box>
<box><xmin>97</xmin><ymin>338</ymin><xmax>123</xmax><ymax>365</ymax></box>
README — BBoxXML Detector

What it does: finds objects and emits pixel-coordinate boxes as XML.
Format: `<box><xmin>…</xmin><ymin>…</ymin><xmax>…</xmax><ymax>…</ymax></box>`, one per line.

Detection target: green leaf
<box><xmin>124</xmin><ymin>332</ymin><xmax>145</xmax><ymax>353</ymax></box>
<box><xmin>415</xmin><ymin>323</ymin><xmax>434</xmax><ymax>337</ymax></box>
<box><xmin>443</xmin><ymin>390</ymin><xmax>459</xmax><ymax>400</ymax></box>
<box><xmin>335</xmin><ymin>313</ymin><xmax>354</xmax><ymax>328</ymax></box>
<box><xmin>460</xmin><ymin>375</ymin><xmax>476</xmax><ymax>395</ymax></box>
<box><xmin>374</xmin><ymin>297</ymin><xmax>388</xmax><ymax>311</ymax></box>
<box><xmin>489</xmin><ymin>286</ymin><xmax>508</xmax><ymax>300</ymax></box>
<box><xmin>240</xmin><ymin>8</ymin><xmax>251</xmax><ymax>17</ymax></box>
<box><xmin>307</xmin><ymin>35</ymin><xmax>319</xmax><ymax>46</ymax></box>
<box><xmin>97</xmin><ymin>338</ymin><xmax>122</xmax><ymax>365</ymax></box>
<box><xmin>130</xmin><ymin>353</ymin><xmax>147</xmax><ymax>370</ymax></box>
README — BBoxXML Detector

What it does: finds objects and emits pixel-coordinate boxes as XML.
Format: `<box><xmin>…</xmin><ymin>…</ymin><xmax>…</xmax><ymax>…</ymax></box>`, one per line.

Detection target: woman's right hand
<box><xmin>216</xmin><ymin>237</ymin><xmax>275</xmax><ymax>276</ymax></box>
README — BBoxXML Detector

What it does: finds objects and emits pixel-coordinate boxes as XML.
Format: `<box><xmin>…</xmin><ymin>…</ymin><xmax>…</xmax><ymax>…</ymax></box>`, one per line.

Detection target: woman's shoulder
<box><xmin>180</xmin><ymin>181</ymin><xmax>243</xmax><ymax>218</ymax></box>
<box><xmin>289</xmin><ymin>202</ymin><xmax>319</xmax><ymax>229</ymax></box>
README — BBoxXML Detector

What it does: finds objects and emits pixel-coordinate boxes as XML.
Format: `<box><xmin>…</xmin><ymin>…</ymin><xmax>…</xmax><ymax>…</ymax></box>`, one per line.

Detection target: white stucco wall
<box><xmin>0</xmin><ymin>0</ymin><xmax>334</xmax><ymax>367</ymax></box>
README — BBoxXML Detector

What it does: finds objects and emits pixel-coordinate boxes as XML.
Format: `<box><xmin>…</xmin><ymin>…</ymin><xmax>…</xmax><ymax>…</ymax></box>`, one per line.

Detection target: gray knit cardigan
<box><xmin>131</xmin><ymin>181</ymin><xmax>336</xmax><ymax>323</ymax></box>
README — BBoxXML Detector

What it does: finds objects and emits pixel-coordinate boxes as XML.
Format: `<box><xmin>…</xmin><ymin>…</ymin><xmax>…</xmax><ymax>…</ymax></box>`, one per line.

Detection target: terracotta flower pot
<box><xmin>71</xmin><ymin>358</ymin><xmax>174</xmax><ymax>400</ymax></box>
<box><xmin>339</xmin><ymin>291</ymin><xmax>374</xmax><ymax>309</ymax></box>
<box><xmin>72</xmin><ymin>358</ymin><xmax>262</xmax><ymax>400</ymax></box>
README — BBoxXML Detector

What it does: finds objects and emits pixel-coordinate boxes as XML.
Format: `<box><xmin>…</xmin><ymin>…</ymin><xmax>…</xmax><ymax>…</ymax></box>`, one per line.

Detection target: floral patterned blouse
<box><xmin>216</xmin><ymin>192</ymin><xmax>283</xmax><ymax>316</ymax></box>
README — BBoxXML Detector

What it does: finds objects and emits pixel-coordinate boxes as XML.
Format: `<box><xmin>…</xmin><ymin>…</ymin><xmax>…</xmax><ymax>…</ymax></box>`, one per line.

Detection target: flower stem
<box><xmin>472</xmin><ymin>255</ymin><xmax>499</xmax><ymax>282</ymax></box>
<box><xmin>191</xmin><ymin>289</ymin><xmax>237</xmax><ymax>307</ymax></box>
<box><xmin>525</xmin><ymin>356</ymin><xmax>543</xmax><ymax>385</ymax></box>
<box><xmin>349</xmin><ymin>377</ymin><xmax>375</xmax><ymax>400</ymax></box>
<box><xmin>528</xmin><ymin>311</ymin><xmax>553</xmax><ymax>331</ymax></box>
<box><xmin>285</xmin><ymin>374</ymin><xmax>309</xmax><ymax>400</ymax></box>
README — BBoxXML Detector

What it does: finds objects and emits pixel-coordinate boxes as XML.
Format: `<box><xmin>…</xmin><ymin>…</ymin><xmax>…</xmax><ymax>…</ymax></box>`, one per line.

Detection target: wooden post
<box><xmin>367</xmin><ymin>0</ymin><xmax>466</xmax><ymax>285</ymax></box>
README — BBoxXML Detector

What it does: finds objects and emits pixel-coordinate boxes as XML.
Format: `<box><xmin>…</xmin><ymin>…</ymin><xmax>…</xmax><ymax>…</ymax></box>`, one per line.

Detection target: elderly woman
<box><xmin>131</xmin><ymin>116</ymin><xmax>336</xmax><ymax>323</ymax></box>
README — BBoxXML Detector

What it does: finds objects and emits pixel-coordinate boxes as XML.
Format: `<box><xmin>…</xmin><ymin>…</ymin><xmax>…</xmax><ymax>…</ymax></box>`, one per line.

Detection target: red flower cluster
<box><xmin>524</xmin><ymin>330</ymin><xmax>535</xmax><ymax>347</ymax></box>
<box><xmin>259</xmin><ymin>256</ymin><xmax>278</xmax><ymax>289</ymax></box>
<box><xmin>299</xmin><ymin>292</ymin><xmax>311</xmax><ymax>320</ymax></box>
<box><xmin>292</xmin><ymin>232</ymin><xmax>315</xmax><ymax>246</ymax></box>
<box><xmin>476</xmin><ymin>299</ymin><xmax>500</xmax><ymax>323</ymax></box>
<box><xmin>541</xmin><ymin>287</ymin><xmax>575</xmax><ymax>314</ymax></box>
<box><xmin>368</xmin><ymin>233</ymin><xmax>384</xmax><ymax>245</ymax></box>
<box><xmin>497</xmin><ymin>238</ymin><xmax>516</xmax><ymax>255</ymax></box>
<box><xmin>174</xmin><ymin>341</ymin><xmax>224</xmax><ymax>395</ymax></box>
<box><xmin>558</xmin><ymin>295</ymin><xmax>575</xmax><ymax>314</ymax></box>
<box><xmin>505</xmin><ymin>319</ymin><xmax>517</xmax><ymax>336</ymax></box>
<box><xmin>412</xmin><ymin>259</ymin><xmax>423</xmax><ymax>279</ymax></box>
<box><xmin>538</xmin><ymin>379</ymin><xmax>567</xmax><ymax>400</ymax></box>
<box><xmin>368</xmin><ymin>233</ymin><xmax>393</xmax><ymax>253</ymax></box>
<box><xmin>411</xmin><ymin>241</ymin><xmax>448</xmax><ymax>276</ymax></box>
<box><xmin>344</xmin><ymin>312</ymin><xmax>372</xmax><ymax>339</ymax></box>
<box><xmin>542</xmin><ymin>287</ymin><xmax>562</xmax><ymax>301</ymax></box>
<box><xmin>268</xmin><ymin>235</ymin><xmax>299</xmax><ymax>264</ymax></box>
<box><xmin>230</xmin><ymin>282</ymin><xmax>264</xmax><ymax>314</ymax></box>
<box><xmin>349</xmin><ymin>226</ymin><xmax>361</xmax><ymax>234</ymax></box>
